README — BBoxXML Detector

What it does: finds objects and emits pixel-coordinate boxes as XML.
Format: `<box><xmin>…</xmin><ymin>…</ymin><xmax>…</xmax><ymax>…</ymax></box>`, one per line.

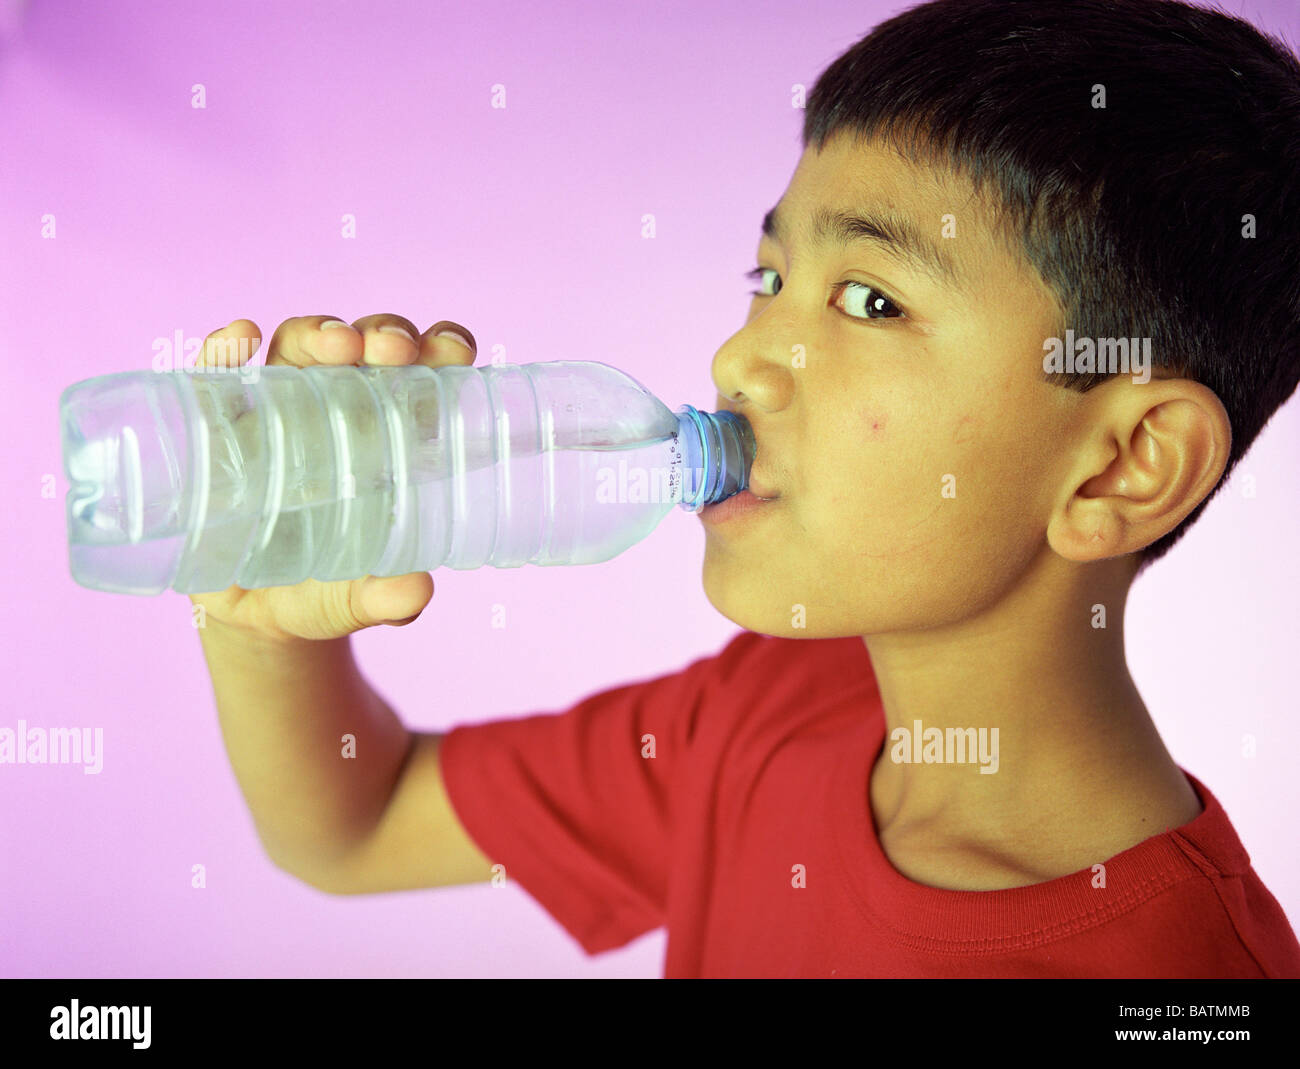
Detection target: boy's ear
<box><xmin>1047</xmin><ymin>377</ymin><xmax>1232</xmax><ymax>563</ymax></box>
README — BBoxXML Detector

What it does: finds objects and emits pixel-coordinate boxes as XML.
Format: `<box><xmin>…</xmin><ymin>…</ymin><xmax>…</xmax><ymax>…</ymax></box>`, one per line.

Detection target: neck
<box><xmin>863</xmin><ymin>548</ymin><xmax>1197</xmax><ymax>852</ymax></box>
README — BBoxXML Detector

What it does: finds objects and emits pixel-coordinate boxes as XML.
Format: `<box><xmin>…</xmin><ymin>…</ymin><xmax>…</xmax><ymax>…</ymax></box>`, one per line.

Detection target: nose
<box><xmin>709</xmin><ymin>319</ymin><xmax>796</xmax><ymax>416</ymax></box>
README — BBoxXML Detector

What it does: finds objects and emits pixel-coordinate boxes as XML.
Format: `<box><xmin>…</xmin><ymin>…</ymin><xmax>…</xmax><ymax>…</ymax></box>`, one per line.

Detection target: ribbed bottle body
<box><xmin>60</xmin><ymin>362</ymin><xmax>720</xmax><ymax>594</ymax></box>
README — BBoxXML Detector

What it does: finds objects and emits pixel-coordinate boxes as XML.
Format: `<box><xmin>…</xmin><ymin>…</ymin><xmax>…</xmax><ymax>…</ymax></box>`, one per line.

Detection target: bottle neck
<box><xmin>675</xmin><ymin>406</ymin><xmax>756</xmax><ymax>511</ymax></box>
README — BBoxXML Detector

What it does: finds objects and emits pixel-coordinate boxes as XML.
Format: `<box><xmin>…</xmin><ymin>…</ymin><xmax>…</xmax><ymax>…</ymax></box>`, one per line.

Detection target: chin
<box><xmin>700</xmin><ymin>554</ymin><xmax>820</xmax><ymax>638</ymax></box>
<box><xmin>702</xmin><ymin>551</ymin><xmax>890</xmax><ymax>639</ymax></box>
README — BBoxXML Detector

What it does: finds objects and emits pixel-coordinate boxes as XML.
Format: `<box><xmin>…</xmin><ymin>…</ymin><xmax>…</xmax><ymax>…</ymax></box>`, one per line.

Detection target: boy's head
<box><xmin>703</xmin><ymin>0</ymin><xmax>1299</xmax><ymax>638</ymax></box>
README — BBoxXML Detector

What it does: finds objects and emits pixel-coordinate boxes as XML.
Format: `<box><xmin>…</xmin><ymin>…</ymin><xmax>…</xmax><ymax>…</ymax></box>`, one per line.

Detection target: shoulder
<box><xmin>1165</xmin><ymin>774</ymin><xmax>1300</xmax><ymax>978</ymax></box>
<box><xmin>707</xmin><ymin>630</ymin><xmax>877</xmax><ymax>696</ymax></box>
<box><xmin>686</xmin><ymin>630</ymin><xmax>880</xmax><ymax>758</ymax></box>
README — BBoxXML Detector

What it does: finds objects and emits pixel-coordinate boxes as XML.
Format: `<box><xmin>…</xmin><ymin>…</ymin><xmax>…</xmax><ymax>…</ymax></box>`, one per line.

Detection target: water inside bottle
<box><xmin>69</xmin><ymin>432</ymin><xmax>686</xmax><ymax>591</ymax></box>
<box><xmin>64</xmin><ymin>364</ymin><xmax>718</xmax><ymax>591</ymax></box>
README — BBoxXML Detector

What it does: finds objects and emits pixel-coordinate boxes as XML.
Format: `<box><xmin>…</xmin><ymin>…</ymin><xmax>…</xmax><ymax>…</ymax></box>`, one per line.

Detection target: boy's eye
<box><xmin>744</xmin><ymin>267</ymin><xmax>905</xmax><ymax>320</ymax></box>
<box><xmin>836</xmin><ymin>281</ymin><xmax>904</xmax><ymax>320</ymax></box>
<box><xmin>747</xmin><ymin>266</ymin><xmax>784</xmax><ymax>298</ymax></box>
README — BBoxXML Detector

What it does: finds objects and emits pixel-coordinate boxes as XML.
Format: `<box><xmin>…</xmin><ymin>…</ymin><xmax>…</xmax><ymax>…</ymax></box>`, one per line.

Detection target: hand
<box><xmin>187</xmin><ymin>313</ymin><xmax>478</xmax><ymax>642</ymax></box>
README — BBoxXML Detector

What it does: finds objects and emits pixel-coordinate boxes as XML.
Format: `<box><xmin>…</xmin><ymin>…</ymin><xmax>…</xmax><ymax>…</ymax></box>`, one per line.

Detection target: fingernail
<box><xmin>378</xmin><ymin>325</ymin><xmax>415</xmax><ymax>343</ymax></box>
<box><xmin>434</xmin><ymin>328</ymin><xmax>475</xmax><ymax>351</ymax></box>
<box><xmin>321</xmin><ymin>320</ymin><xmax>354</xmax><ymax>331</ymax></box>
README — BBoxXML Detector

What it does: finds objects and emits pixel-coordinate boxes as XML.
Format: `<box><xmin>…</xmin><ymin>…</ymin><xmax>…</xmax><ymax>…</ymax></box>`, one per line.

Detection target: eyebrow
<box><xmin>761</xmin><ymin>200</ymin><xmax>964</xmax><ymax>292</ymax></box>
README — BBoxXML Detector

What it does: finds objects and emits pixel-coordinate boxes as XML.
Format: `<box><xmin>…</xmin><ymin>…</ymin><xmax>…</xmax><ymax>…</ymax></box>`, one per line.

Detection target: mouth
<box><xmin>712</xmin><ymin>401</ymin><xmax>779</xmax><ymax>500</ymax></box>
<box><xmin>745</xmin><ymin>472</ymin><xmax>780</xmax><ymax>501</ymax></box>
<box><xmin>699</xmin><ymin>487</ymin><xmax>779</xmax><ymax>525</ymax></box>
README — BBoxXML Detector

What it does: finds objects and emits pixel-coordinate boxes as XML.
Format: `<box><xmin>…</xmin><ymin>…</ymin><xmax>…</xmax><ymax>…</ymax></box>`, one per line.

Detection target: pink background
<box><xmin>1</xmin><ymin>0</ymin><xmax>1296</xmax><ymax>978</ymax></box>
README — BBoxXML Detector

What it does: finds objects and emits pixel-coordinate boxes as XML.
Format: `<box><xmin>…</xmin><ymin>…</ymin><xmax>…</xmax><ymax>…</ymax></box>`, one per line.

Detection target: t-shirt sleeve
<box><xmin>437</xmin><ymin>646</ymin><xmax>723</xmax><ymax>955</ymax></box>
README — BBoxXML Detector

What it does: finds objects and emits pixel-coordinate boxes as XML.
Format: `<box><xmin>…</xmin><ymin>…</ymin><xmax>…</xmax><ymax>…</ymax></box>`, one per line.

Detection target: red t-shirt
<box><xmin>439</xmin><ymin>630</ymin><xmax>1300</xmax><ymax>977</ymax></box>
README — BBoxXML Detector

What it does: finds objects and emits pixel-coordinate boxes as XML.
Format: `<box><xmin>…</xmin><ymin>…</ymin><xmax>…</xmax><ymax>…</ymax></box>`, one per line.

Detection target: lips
<box><xmin>745</xmin><ymin>473</ymin><xmax>780</xmax><ymax>501</ymax></box>
<box><xmin>715</xmin><ymin>400</ymin><xmax>779</xmax><ymax>499</ymax></box>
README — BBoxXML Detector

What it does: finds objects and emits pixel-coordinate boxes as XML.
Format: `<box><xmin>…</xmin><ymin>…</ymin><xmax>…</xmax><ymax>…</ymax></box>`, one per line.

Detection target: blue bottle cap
<box><xmin>674</xmin><ymin>405</ymin><xmax>756</xmax><ymax>512</ymax></box>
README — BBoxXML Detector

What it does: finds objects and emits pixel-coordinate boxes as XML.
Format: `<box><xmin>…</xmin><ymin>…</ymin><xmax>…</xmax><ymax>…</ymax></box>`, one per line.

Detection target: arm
<box><xmin>189</xmin><ymin>313</ymin><xmax>493</xmax><ymax>894</ymax></box>
<box><xmin>197</xmin><ymin>618</ymin><xmax>494</xmax><ymax>892</ymax></box>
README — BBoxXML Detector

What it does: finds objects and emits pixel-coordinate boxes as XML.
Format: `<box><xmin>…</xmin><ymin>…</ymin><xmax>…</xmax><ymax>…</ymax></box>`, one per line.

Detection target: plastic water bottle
<box><xmin>59</xmin><ymin>361</ymin><xmax>756</xmax><ymax>595</ymax></box>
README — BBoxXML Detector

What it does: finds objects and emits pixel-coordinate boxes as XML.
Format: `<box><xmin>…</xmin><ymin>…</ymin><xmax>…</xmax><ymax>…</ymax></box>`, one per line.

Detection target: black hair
<box><xmin>803</xmin><ymin>0</ymin><xmax>1300</xmax><ymax>570</ymax></box>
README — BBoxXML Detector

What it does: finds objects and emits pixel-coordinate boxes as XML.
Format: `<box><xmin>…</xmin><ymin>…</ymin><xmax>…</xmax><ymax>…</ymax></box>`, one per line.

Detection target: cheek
<box><xmin>819</xmin><ymin>409</ymin><xmax>889</xmax><ymax>509</ymax></box>
<box><xmin>814</xmin><ymin>410</ymin><xmax>976</xmax><ymax>552</ymax></box>
<box><xmin>859</xmin><ymin>407</ymin><xmax>888</xmax><ymax>439</ymax></box>
<box><xmin>816</xmin><ymin>408</ymin><xmax>909</xmax><ymax>512</ymax></box>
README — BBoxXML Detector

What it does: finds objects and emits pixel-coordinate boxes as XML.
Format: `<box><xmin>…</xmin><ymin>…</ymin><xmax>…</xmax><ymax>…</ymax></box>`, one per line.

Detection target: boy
<box><xmin>194</xmin><ymin>0</ymin><xmax>1300</xmax><ymax>977</ymax></box>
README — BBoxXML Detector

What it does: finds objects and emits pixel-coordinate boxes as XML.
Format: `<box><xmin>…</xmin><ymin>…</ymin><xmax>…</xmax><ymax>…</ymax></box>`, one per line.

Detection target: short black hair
<box><xmin>803</xmin><ymin>0</ymin><xmax>1300</xmax><ymax>570</ymax></box>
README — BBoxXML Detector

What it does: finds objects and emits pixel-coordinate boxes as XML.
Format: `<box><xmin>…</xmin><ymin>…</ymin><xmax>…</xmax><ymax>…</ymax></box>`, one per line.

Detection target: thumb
<box><xmin>353</xmin><ymin>572</ymin><xmax>435</xmax><ymax>627</ymax></box>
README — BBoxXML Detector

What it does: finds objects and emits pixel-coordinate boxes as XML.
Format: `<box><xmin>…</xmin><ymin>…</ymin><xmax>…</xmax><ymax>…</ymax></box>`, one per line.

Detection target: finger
<box><xmin>266</xmin><ymin>315</ymin><xmax>363</xmax><ymax>368</ymax></box>
<box><xmin>352</xmin><ymin>572</ymin><xmax>435</xmax><ymax>628</ymax></box>
<box><xmin>256</xmin><ymin>572</ymin><xmax>433</xmax><ymax>639</ymax></box>
<box><xmin>350</xmin><ymin>313</ymin><xmax>423</xmax><ymax>367</ymax></box>
<box><xmin>197</xmin><ymin>319</ymin><xmax>262</xmax><ymax>370</ymax></box>
<box><xmin>415</xmin><ymin>320</ymin><xmax>478</xmax><ymax>368</ymax></box>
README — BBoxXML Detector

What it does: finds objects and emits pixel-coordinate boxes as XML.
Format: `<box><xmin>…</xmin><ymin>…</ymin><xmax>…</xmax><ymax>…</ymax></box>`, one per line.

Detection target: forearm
<box><xmin>195</xmin><ymin>618</ymin><xmax>412</xmax><ymax>883</ymax></box>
